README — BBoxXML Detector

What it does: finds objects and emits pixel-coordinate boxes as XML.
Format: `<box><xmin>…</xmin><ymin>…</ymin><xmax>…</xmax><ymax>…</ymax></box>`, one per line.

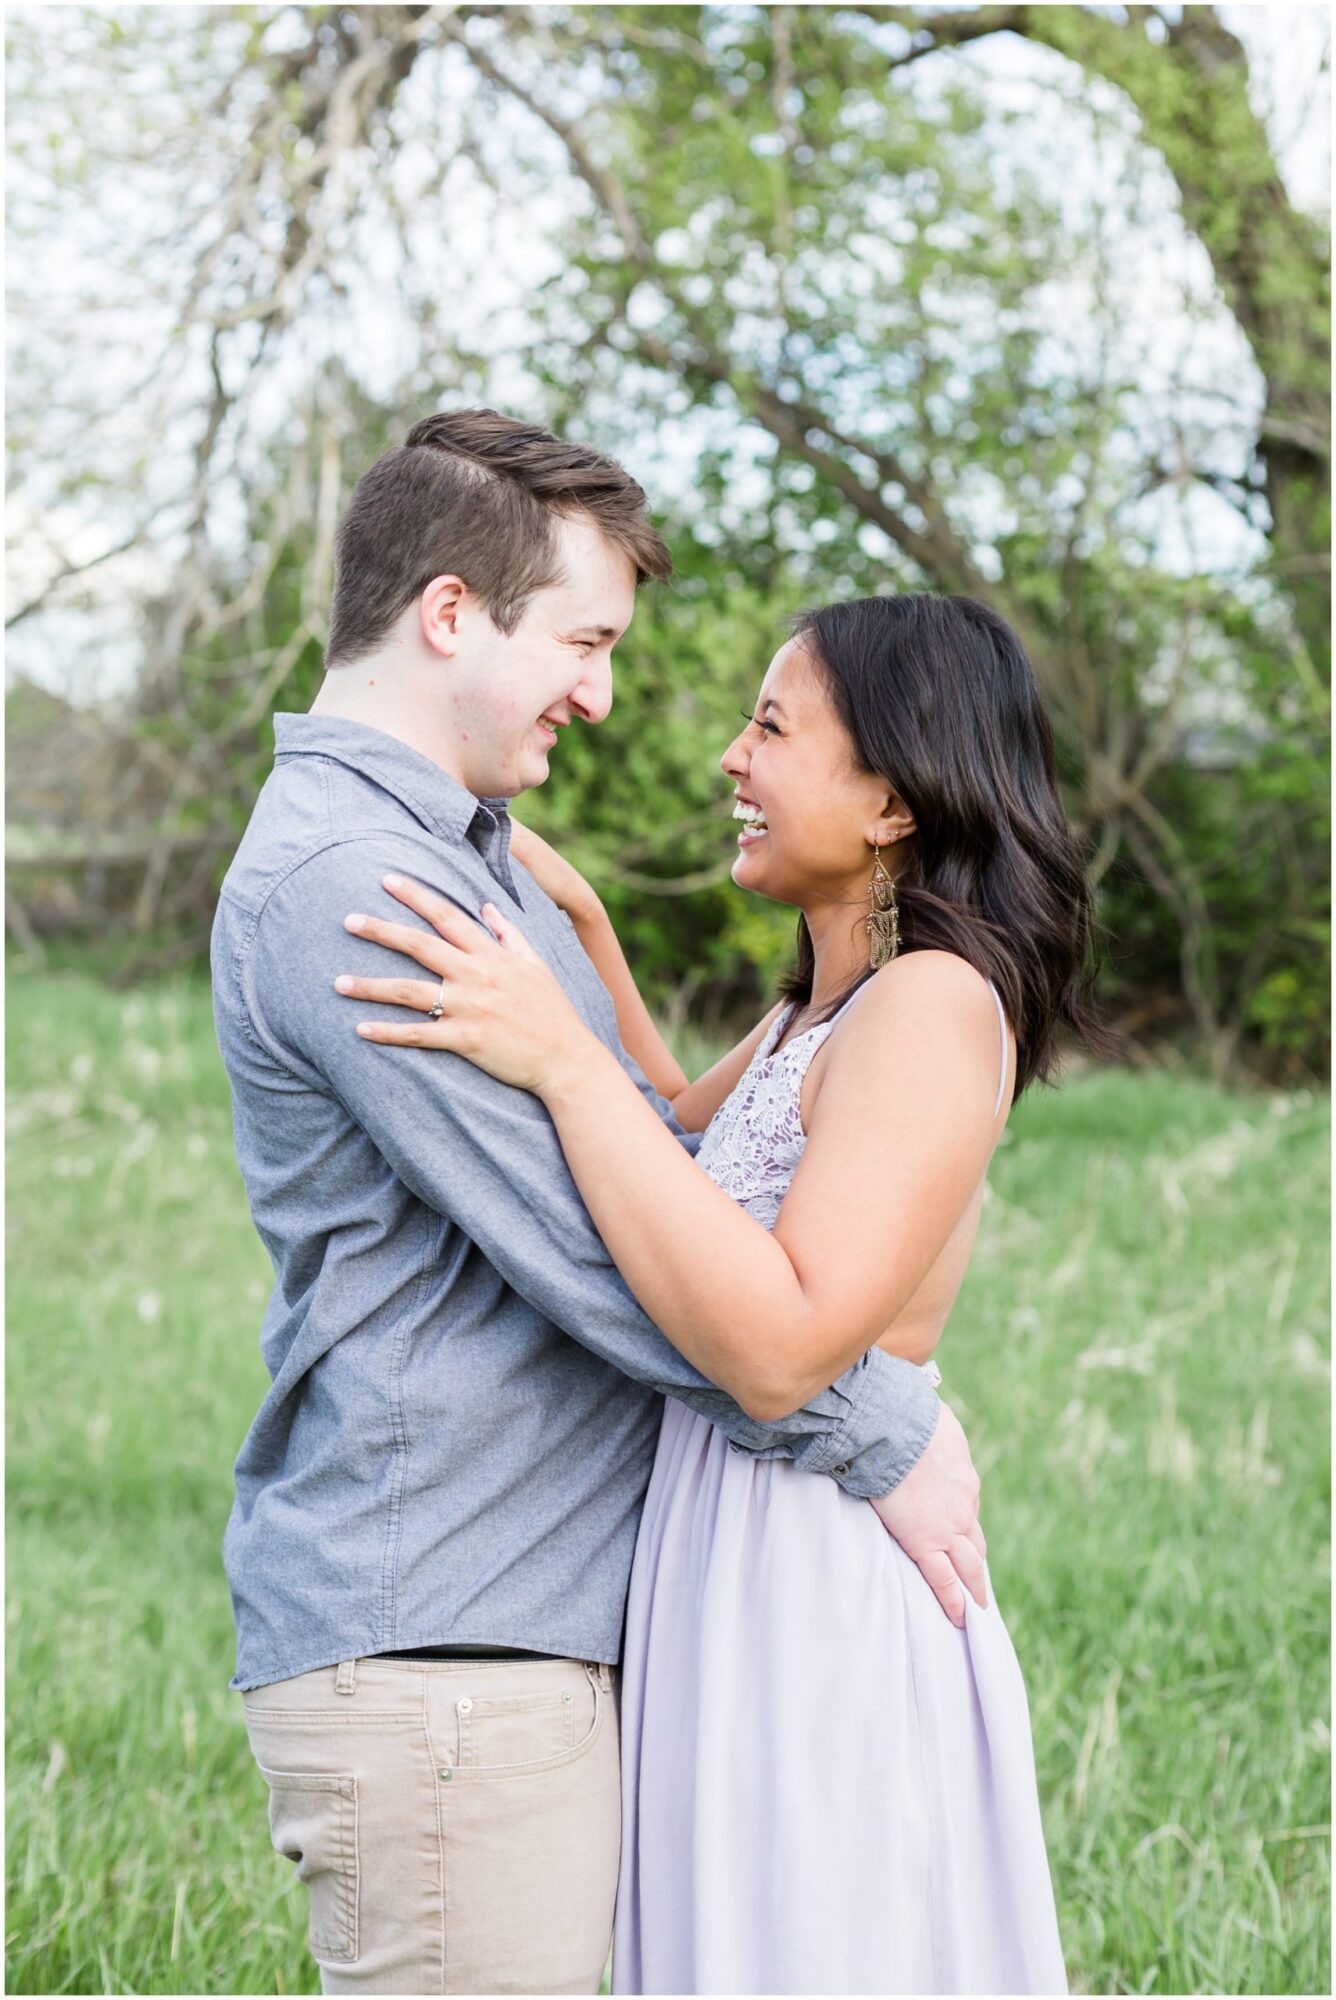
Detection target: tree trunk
<box><xmin>878</xmin><ymin>4</ymin><xmax>1331</xmax><ymax>670</ymax></box>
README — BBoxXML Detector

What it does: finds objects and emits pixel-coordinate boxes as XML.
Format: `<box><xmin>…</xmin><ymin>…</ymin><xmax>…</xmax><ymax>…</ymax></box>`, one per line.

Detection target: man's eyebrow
<box><xmin>567</xmin><ymin>624</ymin><xmax>622</xmax><ymax>642</ymax></box>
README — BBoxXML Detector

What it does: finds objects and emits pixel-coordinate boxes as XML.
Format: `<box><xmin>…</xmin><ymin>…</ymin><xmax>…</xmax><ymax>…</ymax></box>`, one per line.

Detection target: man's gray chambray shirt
<box><xmin>212</xmin><ymin>713</ymin><xmax>940</xmax><ymax>1691</ymax></box>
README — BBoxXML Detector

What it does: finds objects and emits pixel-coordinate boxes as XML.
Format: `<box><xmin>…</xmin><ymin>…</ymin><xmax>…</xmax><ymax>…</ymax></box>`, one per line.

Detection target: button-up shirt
<box><xmin>211</xmin><ymin>714</ymin><xmax>939</xmax><ymax>1690</ymax></box>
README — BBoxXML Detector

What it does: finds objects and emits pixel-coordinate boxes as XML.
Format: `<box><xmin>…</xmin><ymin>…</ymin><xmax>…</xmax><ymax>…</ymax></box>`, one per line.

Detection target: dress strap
<box><xmin>987</xmin><ymin>981</ymin><xmax>1009</xmax><ymax>1118</ymax></box>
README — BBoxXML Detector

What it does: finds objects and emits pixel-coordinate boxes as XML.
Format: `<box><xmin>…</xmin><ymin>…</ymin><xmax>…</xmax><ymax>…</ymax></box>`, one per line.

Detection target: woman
<box><xmin>336</xmin><ymin>593</ymin><xmax>1104</xmax><ymax>1994</ymax></box>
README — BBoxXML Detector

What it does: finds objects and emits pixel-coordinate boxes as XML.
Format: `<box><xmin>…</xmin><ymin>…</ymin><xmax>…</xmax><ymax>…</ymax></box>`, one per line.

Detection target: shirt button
<box><xmin>832</xmin><ymin>1462</ymin><xmax>851</xmax><ymax>1476</ymax></box>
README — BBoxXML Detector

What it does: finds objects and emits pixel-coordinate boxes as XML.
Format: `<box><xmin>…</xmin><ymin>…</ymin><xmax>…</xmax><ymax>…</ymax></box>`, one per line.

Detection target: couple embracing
<box><xmin>216</xmin><ymin>408</ymin><xmax>1096</xmax><ymax>1996</ymax></box>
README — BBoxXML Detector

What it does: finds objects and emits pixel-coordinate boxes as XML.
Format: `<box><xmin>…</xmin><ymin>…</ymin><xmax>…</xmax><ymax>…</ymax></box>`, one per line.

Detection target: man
<box><xmin>213</xmin><ymin>409</ymin><xmax>984</xmax><ymax>1995</ymax></box>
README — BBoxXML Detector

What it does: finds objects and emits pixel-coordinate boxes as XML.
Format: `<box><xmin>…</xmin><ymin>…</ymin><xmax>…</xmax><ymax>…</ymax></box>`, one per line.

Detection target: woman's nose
<box><xmin>720</xmin><ymin>729</ymin><xmax>749</xmax><ymax>778</ymax></box>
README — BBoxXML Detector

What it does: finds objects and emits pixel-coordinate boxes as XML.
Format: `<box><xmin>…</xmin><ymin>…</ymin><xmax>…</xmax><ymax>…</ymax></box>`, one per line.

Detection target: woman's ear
<box><xmin>868</xmin><ymin>791</ymin><xmax>916</xmax><ymax>848</ymax></box>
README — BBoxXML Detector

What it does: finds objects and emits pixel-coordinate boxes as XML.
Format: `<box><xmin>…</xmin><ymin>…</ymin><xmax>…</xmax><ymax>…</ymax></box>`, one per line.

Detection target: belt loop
<box><xmin>335</xmin><ymin>1658</ymin><xmax>358</xmax><ymax>1696</ymax></box>
<box><xmin>591</xmin><ymin>1661</ymin><xmax>612</xmax><ymax>1692</ymax></box>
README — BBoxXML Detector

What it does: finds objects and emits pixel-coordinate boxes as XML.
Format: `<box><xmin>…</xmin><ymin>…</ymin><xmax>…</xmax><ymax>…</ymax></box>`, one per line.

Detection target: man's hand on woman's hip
<box><xmin>868</xmin><ymin>1400</ymin><xmax>987</xmax><ymax>1627</ymax></box>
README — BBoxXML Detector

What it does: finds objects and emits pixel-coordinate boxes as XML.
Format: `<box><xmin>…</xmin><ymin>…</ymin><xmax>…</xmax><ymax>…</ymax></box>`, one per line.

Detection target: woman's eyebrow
<box><xmin>762</xmin><ymin>696</ymin><xmax>787</xmax><ymax>718</ymax></box>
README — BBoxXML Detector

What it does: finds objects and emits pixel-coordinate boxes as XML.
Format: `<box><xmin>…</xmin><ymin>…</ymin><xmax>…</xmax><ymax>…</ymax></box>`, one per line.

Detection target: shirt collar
<box><xmin>272</xmin><ymin>713</ymin><xmax>510</xmax><ymax>848</ymax></box>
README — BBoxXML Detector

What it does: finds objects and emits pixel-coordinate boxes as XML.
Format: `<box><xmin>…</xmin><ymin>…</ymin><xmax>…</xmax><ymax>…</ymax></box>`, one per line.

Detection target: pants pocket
<box><xmin>257</xmin><ymin>1764</ymin><xmax>360</xmax><ymax>1964</ymax></box>
<box><xmin>452</xmin><ymin>1665</ymin><xmax>604</xmax><ymax>1778</ymax></box>
<box><xmin>434</xmin><ymin>1673</ymin><xmax>622</xmax><ymax>1993</ymax></box>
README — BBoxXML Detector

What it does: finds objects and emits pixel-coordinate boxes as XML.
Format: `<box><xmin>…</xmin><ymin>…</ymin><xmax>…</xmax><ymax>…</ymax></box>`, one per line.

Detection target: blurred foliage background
<box><xmin>5</xmin><ymin>2</ymin><xmax>1330</xmax><ymax>1076</ymax></box>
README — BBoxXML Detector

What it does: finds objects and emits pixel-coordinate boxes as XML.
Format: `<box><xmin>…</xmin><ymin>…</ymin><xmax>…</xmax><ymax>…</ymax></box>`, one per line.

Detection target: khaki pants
<box><xmin>242</xmin><ymin>1654</ymin><xmax>621</xmax><ymax>1995</ymax></box>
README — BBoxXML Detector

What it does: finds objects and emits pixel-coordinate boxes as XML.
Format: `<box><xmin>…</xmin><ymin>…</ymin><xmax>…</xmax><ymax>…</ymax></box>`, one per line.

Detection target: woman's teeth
<box><xmin>733</xmin><ymin>801</ymin><xmax>768</xmax><ymax>846</ymax></box>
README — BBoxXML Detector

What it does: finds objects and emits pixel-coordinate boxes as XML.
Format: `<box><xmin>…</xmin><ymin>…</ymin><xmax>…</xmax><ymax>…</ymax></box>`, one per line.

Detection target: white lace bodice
<box><xmin>696</xmin><ymin>977</ymin><xmax>1009</xmax><ymax>1230</ymax></box>
<box><xmin>694</xmin><ymin>1001</ymin><xmax>855</xmax><ymax>1230</ymax></box>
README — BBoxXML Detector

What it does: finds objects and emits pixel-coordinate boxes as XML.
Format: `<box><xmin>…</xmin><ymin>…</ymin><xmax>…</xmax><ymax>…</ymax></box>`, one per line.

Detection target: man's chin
<box><xmin>511</xmin><ymin>746</ymin><xmax>551</xmax><ymax>794</ymax></box>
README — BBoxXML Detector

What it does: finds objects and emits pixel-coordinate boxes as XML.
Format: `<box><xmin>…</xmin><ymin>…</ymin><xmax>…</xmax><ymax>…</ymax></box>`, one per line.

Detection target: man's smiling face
<box><xmin>430</xmin><ymin>512</ymin><xmax>637</xmax><ymax>798</ymax></box>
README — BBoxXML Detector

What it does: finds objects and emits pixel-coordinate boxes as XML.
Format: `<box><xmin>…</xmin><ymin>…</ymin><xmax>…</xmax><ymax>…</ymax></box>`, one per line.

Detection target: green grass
<box><xmin>6</xmin><ymin>969</ymin><xmax>1331</xmax><ymax>1995</ymax></box>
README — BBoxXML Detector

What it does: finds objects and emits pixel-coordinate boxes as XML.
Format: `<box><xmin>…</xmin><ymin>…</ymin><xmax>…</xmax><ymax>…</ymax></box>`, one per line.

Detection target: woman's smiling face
<box><xmin>720</xmin><ymin>638</ymin><xmax>905</xmax><ymax>912</ymax></box>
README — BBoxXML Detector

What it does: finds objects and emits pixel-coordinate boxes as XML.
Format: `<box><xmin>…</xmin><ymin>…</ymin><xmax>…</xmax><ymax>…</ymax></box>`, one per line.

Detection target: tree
<box><xmin>6</xmin><ymin>4</ymin><xmax>1329</xmax><ymax>1073</ymax></box>
<box><xmin>866</xmin><ymin>3</ymin><xmax>1330</xmax><ymax>674</ymax></box>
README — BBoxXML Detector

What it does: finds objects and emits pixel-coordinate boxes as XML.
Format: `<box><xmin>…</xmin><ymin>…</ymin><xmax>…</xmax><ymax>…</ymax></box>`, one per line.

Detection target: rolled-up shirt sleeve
<box><xmin>242</xmin><ymin>838</ymin><xmax>940</xmax><ymax>1496</ymax></box>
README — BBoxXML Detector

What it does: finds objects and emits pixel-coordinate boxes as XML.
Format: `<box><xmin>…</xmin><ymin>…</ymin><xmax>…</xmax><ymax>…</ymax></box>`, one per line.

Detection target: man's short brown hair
<box><xmin>326</xmin><ymin>408</ymin><xmax>672</xmax><ymax>666</ymax></box>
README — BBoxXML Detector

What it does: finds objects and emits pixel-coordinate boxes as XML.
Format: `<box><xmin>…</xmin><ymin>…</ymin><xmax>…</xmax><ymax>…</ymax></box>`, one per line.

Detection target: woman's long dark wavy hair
<box><xmin>779</xmin><ymin>593</ymin><xmax>1115</xmax><ymax>1097</ymax></box>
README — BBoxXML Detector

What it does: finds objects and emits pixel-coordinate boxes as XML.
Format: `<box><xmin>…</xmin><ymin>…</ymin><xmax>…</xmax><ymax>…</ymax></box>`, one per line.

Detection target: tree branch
<box><xmin>6</xmin><ymin>528</ymin><xmax>156</xmax><ymax>630</ymax></box>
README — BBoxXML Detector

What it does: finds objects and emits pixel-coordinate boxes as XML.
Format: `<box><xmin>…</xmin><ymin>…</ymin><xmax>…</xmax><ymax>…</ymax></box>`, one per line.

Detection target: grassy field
<box><xmin>6</xmin><ymin>967</ymin><xmax>1331</xmax><ymax>1995</ymax></box>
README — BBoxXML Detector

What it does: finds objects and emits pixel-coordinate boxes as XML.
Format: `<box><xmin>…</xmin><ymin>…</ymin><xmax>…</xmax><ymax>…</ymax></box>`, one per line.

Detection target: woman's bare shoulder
<box><xmin>844</xmin><ymin>950</ymin><xmax>1000</xmax><ymax>1031</ymax></box>
<box><xmin>801</xmin><ymin>954</ymin><xmax>1004</xmax><ymax>1140</ymax></box>
<box><xmin>816</xmin><ymin>952</ymin><xmax>1005</xmax><ymax>1095</ymax></box>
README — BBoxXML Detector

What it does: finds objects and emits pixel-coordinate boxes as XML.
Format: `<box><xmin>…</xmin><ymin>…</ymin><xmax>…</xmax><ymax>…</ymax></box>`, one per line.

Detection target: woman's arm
<box><xmin>573</xmin><ymin>902</ymin><xmax>787</xmax><ymax>1129</ymax></box>
<box><xmin>508</xmin><ymin>820</ymin><xmax>688</xmax><ymax>1102</ymax></box>
<box><xmin>566</xmin><ymin>901</ymin><xmax>690</xmax><ymax>1104</ymax></box>
<box><xmin>668</xmin><ymin>1001</ymin><xmax>788</xmax><ymax>1132</ymax></box>
<box><xmin>509</xmin><ymin>819</ymin><xmax>784</xmax><ymax>1131</ymax></box>
<box><xmin>341</xmin><ymin>883</ymin><xmax>1006</xmax><ymax>1423</ymax></box>
<box><xmin>534</xmin><ymin>953</ymin><xmax>1002</xmax><ymax>1417</ymax></box>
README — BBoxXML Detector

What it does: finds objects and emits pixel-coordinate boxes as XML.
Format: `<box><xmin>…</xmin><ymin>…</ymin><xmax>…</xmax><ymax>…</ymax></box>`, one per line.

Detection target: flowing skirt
<box><xmin>612</xmin><ymin>1397</ymin><xmax>1068</xmax><ymax>1996</ymax></box>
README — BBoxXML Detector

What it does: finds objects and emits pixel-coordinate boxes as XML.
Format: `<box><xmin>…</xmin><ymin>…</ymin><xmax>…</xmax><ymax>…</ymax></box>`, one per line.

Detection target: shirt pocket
<box><xmin>257</xmin><ymin>1765</ymin><xmax>360</xmax><ymax>1964</ymax></box>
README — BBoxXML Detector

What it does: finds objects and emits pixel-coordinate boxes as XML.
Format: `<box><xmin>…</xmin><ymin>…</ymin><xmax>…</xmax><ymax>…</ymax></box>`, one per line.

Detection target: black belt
<box><xmin>374</xmin><ymin>1643</ymin><xmax>561</xmax><ymax>1662</ymax></box>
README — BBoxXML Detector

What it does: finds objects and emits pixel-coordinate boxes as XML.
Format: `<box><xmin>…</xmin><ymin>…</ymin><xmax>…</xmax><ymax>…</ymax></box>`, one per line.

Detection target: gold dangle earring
<box><xmin>867</xmin><ymin>841</ymin><xmax>900</xmax><ymax>969</ymax></box>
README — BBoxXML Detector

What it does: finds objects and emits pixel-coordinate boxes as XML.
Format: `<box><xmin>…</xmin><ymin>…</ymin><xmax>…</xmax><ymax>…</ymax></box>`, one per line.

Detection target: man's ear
<box><xmin>419</xmin><ymin>574</ymin><xmax>467</xmax><ymax>659</ymax></box>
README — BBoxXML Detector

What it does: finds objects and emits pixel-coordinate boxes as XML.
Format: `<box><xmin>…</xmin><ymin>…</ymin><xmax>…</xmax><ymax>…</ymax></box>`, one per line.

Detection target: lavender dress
<box><xmin>612</xmin><ymin>988</ymin><xmax>1067</xmax><ymax>1996</ymax></box>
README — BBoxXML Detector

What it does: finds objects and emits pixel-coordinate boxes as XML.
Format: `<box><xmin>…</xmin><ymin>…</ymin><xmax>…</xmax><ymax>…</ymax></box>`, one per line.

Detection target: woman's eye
<box><xmin>740</xmin><ymin>709</ymin><xmax>781</xmax><ymax>735</ymax></box>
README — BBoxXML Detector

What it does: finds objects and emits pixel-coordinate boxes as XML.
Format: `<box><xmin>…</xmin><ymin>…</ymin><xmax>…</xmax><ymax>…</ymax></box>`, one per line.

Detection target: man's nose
<box><xmin>571</xmin><ymin>656</ymin><xmax>613</xmax><ymax>726</ymax></box>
